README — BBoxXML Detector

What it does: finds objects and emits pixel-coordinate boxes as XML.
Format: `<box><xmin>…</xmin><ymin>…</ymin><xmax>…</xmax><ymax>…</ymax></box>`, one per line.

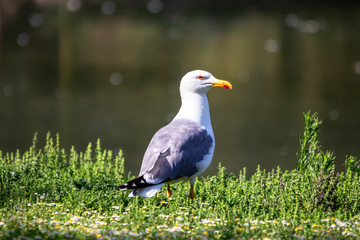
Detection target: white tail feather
<box><xmin>128</xmin><ymin>184</ymin><xmax>164</xmax><ymax>198</ymax></box>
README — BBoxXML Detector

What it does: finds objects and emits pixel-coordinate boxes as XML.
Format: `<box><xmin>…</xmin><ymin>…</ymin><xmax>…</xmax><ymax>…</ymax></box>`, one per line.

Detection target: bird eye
<box><xmin>197</xmin><ymin>76</ymin><xmax>205</xmax><ymax>80</ymax></box>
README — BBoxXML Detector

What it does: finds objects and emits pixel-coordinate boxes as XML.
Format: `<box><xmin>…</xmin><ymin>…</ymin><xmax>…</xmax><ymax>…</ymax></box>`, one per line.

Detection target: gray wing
<box><xmin>138</xmin><ymin>119</ymin><xmax>213</xmax><ymax>184</ymax></box>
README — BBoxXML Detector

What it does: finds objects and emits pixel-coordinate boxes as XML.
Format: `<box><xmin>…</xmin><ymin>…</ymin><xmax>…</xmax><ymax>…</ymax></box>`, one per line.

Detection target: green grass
<box><xmin>1</xmin><ymin>112</ymin><xmax>360</xmax><ymax>239</ymax></box>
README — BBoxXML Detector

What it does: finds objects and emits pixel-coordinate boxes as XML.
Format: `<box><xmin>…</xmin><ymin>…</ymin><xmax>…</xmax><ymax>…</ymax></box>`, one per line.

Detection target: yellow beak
<box><xmin>212</xmin><ymin>79</ymin><xmax>232</xmax><ymax>89</ymax></box>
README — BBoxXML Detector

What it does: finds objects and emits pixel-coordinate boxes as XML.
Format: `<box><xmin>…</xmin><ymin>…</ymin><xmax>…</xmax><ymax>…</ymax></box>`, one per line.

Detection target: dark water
<box><xmin>1</xmin><ymin>1</ymin><xmax>360</xmax><ymax>176</ymax></box>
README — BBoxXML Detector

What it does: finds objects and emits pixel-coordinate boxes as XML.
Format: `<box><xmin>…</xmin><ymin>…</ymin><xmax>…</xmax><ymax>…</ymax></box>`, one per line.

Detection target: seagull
<box><xmin>118</xmin><ymin>70</ymin><xmax>232</xmax><ymax>199</ymax></box>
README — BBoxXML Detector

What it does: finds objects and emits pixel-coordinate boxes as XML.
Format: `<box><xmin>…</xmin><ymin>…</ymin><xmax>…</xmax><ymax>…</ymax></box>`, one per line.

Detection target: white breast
<box><xmin>194</xmin><ymin>136</ymin><xmax>215</xmax><ymax>177</ymax></box>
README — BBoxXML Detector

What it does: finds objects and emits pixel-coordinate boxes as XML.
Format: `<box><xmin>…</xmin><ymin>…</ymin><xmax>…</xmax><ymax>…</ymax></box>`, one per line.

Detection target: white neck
<box><xmin>173</xmin><ymin>91</ymin><xmax>213</xmax><ymax>132</ymax></box>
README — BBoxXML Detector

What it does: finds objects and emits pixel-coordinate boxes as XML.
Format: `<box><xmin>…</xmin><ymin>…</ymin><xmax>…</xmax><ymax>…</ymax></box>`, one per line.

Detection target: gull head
<box><xmin>180</xmin><ymin>70</ymin><xmax>232</xmax><ymax>94</ymax></box>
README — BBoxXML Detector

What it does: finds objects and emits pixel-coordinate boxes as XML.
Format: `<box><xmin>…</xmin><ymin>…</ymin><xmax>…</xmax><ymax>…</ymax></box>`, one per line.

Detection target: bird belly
<box><xmin>194</xmin><ymin>144</ymin><xmax>215</xmax><ymax>177</ymax></box>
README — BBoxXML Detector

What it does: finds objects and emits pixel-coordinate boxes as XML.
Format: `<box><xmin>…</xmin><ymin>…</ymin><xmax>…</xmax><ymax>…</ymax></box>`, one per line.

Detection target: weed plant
<box><xmin>0</xmin><ymin>112</ymin><xmax>359</xmax><ymax>239</ymax></box>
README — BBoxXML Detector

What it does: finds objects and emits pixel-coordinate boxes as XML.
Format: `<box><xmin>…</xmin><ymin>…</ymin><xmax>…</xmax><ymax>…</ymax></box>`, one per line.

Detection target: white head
<box><xmin>179</xmin><ymin>70</ymin><xmax>232</xmax><ymax>94</ymax></box>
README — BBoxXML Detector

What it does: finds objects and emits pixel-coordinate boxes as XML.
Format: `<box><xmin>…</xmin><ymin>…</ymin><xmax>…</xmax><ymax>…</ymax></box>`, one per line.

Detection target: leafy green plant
<box><xmin>0</xmin><ymin>112</ymin><xmax>359</xmax><ymax>239</ymax></box>
<box><xmin>297</xmin><ymin>112</ymin><xmax>335</xmax><ymax>176</ymax></box>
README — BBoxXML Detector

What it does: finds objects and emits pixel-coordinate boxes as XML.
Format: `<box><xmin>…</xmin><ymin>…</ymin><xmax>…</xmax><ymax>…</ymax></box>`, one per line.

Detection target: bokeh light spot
<box><xmin>66</xmin><ymin>0</ymin><xmax>82</xmax><ymax>12</ymax></box>
<box><xmin>4</xmin><ymin>84</ymin><xmax>15</xmax><ymax>97</ymax></box>
<box><xmin>29</xmin><ymin>13</ymin><xmax>44</xmax><ymax>28</ymax></box>
<box><xmin>109</xmin><ymin>72</ymin><xmax>123</xmax><ymax>86</ymax></box>
<box><xmin>354</xmin><ymin>61</ymin><xmax>360</xmax><ymax>75</ymax></box>
<box><xmin>264</xmin><ymin>39</ymin><xmax>280</xmax><ymax>53</ymax></box>
<box><xmin>101</xmin><ymin>1</ymin><xmax>116</xmax><ymax>16</ymax></box>
<box><xmin>147</xmin><ymin>0</ymin><xmax>163</xmax><ymax>14</ymax></box>
<box><xmin>17</xmin><ymin>32</ymin><xmax>30</xmax><ymax>47</ymax></box>
<box><xmin>329</xmin><ymin>109</ymin><xmax>339</xmax><ymax>121</ymax></box>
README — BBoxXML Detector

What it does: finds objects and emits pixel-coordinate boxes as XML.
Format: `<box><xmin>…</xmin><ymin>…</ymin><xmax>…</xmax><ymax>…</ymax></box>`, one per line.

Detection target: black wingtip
<box><xmin>118</xmin><ymin>183</ymin><xmax>128</xmax><ymax>191</ymax></box>
<box><xmin>118</xmin><ymin>175</ymin><xmax>152</xmax><ymax>191</ymax></box>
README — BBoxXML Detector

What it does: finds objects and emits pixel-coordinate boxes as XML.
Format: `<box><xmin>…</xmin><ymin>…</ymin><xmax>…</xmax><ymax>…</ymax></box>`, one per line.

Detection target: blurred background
<box><xmin>1</xmin><ymin>0</ymin><xmax>360</xmax><ymax>176</ymax></box>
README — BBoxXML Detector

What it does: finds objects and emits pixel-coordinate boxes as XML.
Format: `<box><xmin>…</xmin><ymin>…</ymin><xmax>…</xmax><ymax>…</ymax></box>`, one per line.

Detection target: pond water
<box><xmin>1</xmin><ymin>1</ymin><xmax>360</xmax><ymax>176</ymax></box>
